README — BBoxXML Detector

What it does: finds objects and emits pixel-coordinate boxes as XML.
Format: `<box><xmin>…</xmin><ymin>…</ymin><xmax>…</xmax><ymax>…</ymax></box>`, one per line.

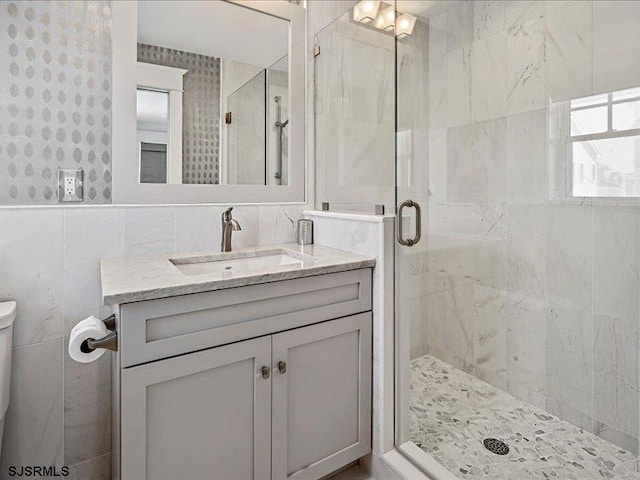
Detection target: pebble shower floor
<box><xmin>409</xmin><ymin>355</ymin><xmax>639</xmax><ymax>479</ymax></box>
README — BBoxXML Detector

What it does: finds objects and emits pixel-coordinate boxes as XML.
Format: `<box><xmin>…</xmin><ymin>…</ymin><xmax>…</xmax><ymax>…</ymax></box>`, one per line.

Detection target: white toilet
<box><xmin>0</xmin><ymin>301</ymin><xmax>16</xmax><ymax>459</ymax></box>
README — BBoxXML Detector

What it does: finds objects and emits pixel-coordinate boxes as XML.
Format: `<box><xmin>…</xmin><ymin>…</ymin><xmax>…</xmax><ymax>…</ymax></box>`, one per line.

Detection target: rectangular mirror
<box><xmin>112</xmin><ymin>0</ymin><xmax>305</xmax><ymax>204</ymax></box>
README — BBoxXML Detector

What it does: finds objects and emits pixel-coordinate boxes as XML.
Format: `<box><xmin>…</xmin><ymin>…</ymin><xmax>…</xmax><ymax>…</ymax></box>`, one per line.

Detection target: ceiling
<box><xmin>396</xmin><ymin>0</ymin><xmax>463</xmax><ymax>18</ymax></box>
<box><xmin>138</xmin><ymin>1</ymin><xmax>289</xmax><ymax>68</ymax></box>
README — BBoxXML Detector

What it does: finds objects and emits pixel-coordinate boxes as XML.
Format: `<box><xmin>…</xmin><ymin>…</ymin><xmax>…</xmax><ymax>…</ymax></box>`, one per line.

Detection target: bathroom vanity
<box><xmin>101</xmin><ymin>244</ymin><xmax>374</xmax><ymax>480</ymax></box>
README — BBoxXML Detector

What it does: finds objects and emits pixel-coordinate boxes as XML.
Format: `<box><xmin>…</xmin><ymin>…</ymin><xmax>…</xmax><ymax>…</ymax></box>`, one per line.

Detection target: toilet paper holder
<box><xmin>80</xmin><ymin>314</ymin><xmax>118</xmax><ymax>353</ymax></box>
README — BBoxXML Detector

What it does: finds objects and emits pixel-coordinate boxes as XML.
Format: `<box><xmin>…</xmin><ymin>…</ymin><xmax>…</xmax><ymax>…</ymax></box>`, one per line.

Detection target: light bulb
<box><xmin>395</xmin><ymin>13</ymin><xmax>417</xmax><ymax>39</ymax></box>
<box><xmin>353</xmin><ymin>0</ymin><xmax>381</xmax><ymax>23</ymax></box>
<box><xmin>380</xmin><ymin>4</ymin><xmax>396</xmax><ymax>31</ymax></box>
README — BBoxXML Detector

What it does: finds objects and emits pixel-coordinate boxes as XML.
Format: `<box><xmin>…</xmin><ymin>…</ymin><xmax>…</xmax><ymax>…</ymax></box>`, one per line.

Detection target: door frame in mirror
<box><xmin>112</xmin><ymin>0</ymin><xmax>306</xmax><ymax>204</ymax></box>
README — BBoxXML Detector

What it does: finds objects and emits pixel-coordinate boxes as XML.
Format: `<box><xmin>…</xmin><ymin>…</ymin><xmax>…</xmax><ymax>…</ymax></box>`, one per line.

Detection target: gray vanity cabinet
<box><xmin>272</xmin><ymin>313</ymin><xmax>371</xmax><ymax>480</ymax></box>
<box><xmin>114</xmin><ymin>269</ymin><xmax>373</xmax><ymax>480</ymax></box>
<box><xmin>120</xmin><ymin>336</ymin><xmax>273</xmax><ymax>480</ymax></box>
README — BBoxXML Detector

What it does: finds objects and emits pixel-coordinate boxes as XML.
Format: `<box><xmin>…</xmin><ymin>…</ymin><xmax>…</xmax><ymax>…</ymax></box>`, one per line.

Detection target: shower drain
<box><xmin>483</xmin><ymin>438</ymin><xmax>510</xmax><ymax>455</ymax></box>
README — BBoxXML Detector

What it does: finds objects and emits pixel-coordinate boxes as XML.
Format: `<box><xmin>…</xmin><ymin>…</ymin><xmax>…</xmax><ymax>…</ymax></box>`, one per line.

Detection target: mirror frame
<box><xmin>112</xmin><ymin>0</ymin><xmax>306</xmax><ymax>204</ymax></box>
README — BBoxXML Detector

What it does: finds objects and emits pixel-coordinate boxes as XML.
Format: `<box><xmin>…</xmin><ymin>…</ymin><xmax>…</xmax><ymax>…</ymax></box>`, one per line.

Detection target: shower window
<box><xmin>569</xmin><ymin>87</ymin><xmax>640</xmax><ymax>197</ymax></box>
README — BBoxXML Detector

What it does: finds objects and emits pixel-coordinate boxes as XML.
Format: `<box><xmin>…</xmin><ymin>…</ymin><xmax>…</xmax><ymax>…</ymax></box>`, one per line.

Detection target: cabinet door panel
<box><xmin>121</xmin><ymin>337</ymin><xmax>271</xmax><ymax>480</ymax></box>
<box><xmin>272</xmin><ymin>313</ymin><xmax>372</xmax><ymax>480</ymax></box>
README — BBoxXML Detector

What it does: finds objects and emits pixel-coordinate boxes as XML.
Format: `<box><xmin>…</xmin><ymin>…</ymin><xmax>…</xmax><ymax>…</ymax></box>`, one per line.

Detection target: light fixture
<box><xmin>353</xmin><ymin>0</ymin><xmax>380</xmax><ymax>24</ymax></box>
<box><xmin>354</xmin><ymin>1</ymin><xmax>417</xmax><ymax>39</ymax></box>
<box><xmin>378</xmin><ymin>4</ymin><xmax>396</xmax><ymax>31</ymax></box>
<box><xmin>395</xmin><ymin>13</ymin><xmax>417</xmax><ymax>39</ymax></box>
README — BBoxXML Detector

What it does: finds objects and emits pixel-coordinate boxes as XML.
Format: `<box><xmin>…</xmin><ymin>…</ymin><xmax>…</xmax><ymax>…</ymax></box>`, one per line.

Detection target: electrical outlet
<box><xmin>57</xmin><ymin>168</ymin><xmax>83</xmax><ymax>202</ymax></box>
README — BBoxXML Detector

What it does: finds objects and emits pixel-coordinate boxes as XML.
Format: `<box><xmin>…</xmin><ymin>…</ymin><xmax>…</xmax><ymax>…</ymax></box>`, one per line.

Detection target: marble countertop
<box><xmin>100</xmin><ymin>243</ymin><xmax>375</xmax><ymax>305</ymax></box>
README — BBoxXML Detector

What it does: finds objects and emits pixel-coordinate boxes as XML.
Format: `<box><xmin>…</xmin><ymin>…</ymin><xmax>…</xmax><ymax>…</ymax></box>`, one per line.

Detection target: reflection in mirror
<box><xmin>137</xmin><ymin>89</ymin><xmax>169</xmax><ymax>184</ymax></box>
<box><xmin>227</xmin><ymin>70</ymin><xmax>267</xmax><ymax>185</ymax></box>
<box><xmin>136</xmin><ymin>1</ymin><xmax>290</xmax><ymax>186</ymax></box>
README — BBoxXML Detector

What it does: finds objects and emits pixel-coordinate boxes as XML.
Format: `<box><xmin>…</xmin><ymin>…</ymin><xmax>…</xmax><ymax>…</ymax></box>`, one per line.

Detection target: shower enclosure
<box><xmin>224</xmin><ymin>63</ymin><xmax>289</xmax><ymax>186</ymax></box>
<box><xmin>315</xmin><ymin>0</ymin><xmax>640</xmax><ymax>478</ymax></box>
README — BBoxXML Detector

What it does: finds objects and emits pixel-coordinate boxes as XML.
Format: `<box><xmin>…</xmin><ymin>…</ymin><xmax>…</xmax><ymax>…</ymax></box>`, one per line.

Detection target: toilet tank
<box><xmin>0</xmin><ymin>301</ymin><xmax>16</xmax><ymax>419</ymax></box>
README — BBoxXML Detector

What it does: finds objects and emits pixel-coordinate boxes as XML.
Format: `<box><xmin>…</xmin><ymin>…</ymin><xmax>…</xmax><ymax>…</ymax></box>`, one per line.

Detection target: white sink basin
<box><xmin>171</xmin><ymin>251</ymin><xmax>306</xmax><ymax>276</ymax></box>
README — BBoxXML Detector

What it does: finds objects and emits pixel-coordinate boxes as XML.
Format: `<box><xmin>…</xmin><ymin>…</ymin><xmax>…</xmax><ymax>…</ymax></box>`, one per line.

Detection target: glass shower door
<box><xmin>395</xmin><ymin>1</ymin><xmax>640</xmax><ymax>479</ymax></box>
<box><xmin>226</xmin><ymin>70</ymin><xmax>267</xmax><ymax>185</ymax></box>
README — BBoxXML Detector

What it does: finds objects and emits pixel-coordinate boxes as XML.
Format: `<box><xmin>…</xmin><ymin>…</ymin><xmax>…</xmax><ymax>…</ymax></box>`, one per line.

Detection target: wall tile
<box><xmin>506</xmin><ymin>1</ymin><xmax>546</xmax><ymax>114</ymax></box>
<box><xmin>447</xmin><ymin>1</ymin><xmax>474</xmax><ymax>52</ymax></box>
<box><xmin>446</xmin><ymin>124</ymin><xmax>474</xmax><ymax>202</ymax></box>
<box><xmin>407</xmin><ymin>296</ymin><xmax>426</xmax><ymax>360</ymax></box>
<box><xmin>506</xmin><ymin>109</ymin><xmax>547</xmax><ymax>202</ymax></box>
<box><xmin>0</xmin><ymin>208</ymin><xmax>63</xmax><ymax>347</ymax></box>
<box><xmin>67</xmin><ymin>453</ymin><xmax>111</xmax><ymax>480</ymax></box>
<box><xmin>593</xmin><ymin>314</ymin><xmax>639</xmax><ymax>438</ymax></box>
<box><xmin>507</xmin><ymin>238</ymin><xmax>546</xmax><ymax>301</ymax></box>
<box><xmin>507</xmin><ymin>204</ymin><xmax>546</xmax><ymax>301</ymax></box>
<box><xmin>443</xmin><ymin>284</ymin><xmax>476</xmax><ymax>373</ymax></box>
<box><xmin>63</xmin><ymin>208</ymin><xmax>124</xmax><ymax>334</ymax></box>
<box><xmin>423</xmin><ymin>291</ymin><xmax>448</xmax><ymax>363</ymax></box>
<box><xmin>175</xmin><ymin>206</ymin><xmax>222</xmax><ymax>253</ymax></box>
<box><xmin>258</xmin><ymin>205</ymin><xmax>304</xmax><ymax>245</ymax></box>
<box><xmin>474</xmin><ymin>239</ymin><xmax>507</xmax><ymax>290</ymax></box>
<box><xmin>593</xmin><ymin>206</ymin><xmax>639</xmax><ymax>322</ymax></box>
<box><xmin>506</xmin><ymin>1</ymin><xmax>545</xmax><ymax>30</ymax></box>
<box><xmin>427</xmin><ymin>15</ymin><xmax>449</xmax><ymax>130</ymax></box>
<box><xmin>506</xmin><ymin>293</ymin><xmax>546</xmax><ymax>408</ymax></box>
<box><xmin>546</xmin><ymin>1</ymin><xmax>593</xmax><ymax>101</ymax></box>
<box><xmin>231</xmin><ymin>207</ymin><xmax>260</xmax><ymax>249</ymax></box>
<box><xmin>474</xmin><ymin>117</ymin><xmax>506</xmax><ymax>202</ymax></box>
<box><xmin>307</xmin><ymin>0</ymin><xmax>357</xmax><ymax>37</ymax></box>
<box><xmin>474</xmin><ymin>1</ymin><xmax>506</xmax><ymax>40</ymax></box>
<box><xmin>64</xmin><ymin>342</ymin><xmax>111</xmax><ymax>466</ymax></box>
<box><xmin>124</xmin><ymin>207</ymin><xmax>176</xmax><ymax>256</ymax></box>
<box><xmin>593</xmin><ymin>0</ymin><xmax>640</xmax><ymax>93</ymax></box>
<box><xmin>546</xmin><ymin>304</ymin><xmax>593</xmax><ymax>431</ymax></box>
<box><xmin>593</xmin><ymin>422</ymin><xmax>639</xmax><ymax>456</ymax></box>
<box><xmin>472</xmin><ymin>31</ymin><xmax>507</xmax><ymax>121</ymax></box>
<box><xmin>546</xmin><ymin>204</ymin><xmax>592</xmax><ymax>310</ymax></box>
<box><xmin>446</xmin><ymin>46</ymin><xmax>473</xmax><ymax>127</ymax></box>
<box><xmin>473</xmin><ymin>285</ymin><xmax>506</xmax><ymax>390</ymax></box>
<box><xmin>0</xmin><ymin>341</ymin><xmax>63</xmax><ymax>479</ymax></box>
<box><xmin>427</xmin><ymin>129</ymin><xmax>448</xmax><ymax>201</ymax></box>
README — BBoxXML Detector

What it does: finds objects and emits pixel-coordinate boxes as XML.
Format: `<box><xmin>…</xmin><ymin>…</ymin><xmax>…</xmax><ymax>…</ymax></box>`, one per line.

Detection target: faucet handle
<box><xmin>222</xmin><ymin>207</ymin><xmax>233</xmax><ymax>221</ymax></box>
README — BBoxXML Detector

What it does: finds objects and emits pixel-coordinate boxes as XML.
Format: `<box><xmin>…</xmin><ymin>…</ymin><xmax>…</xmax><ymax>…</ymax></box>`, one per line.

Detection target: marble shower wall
<box><xmin>313</xmin><ymin>5</ymin><xmax>395</xmax><ymax>213</ymax></box>
<box><xmin>403</xmin><ymin>0</ymin><xmax>640</xmax><ymax>454</ymax></box>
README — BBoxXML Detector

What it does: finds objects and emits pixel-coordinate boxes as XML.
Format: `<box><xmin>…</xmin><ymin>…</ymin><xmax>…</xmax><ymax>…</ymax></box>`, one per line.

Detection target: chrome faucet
<box><xmin>221</xmin><ymin>207</ymin><xmax>241</xmax><ymax>252</ymax></box>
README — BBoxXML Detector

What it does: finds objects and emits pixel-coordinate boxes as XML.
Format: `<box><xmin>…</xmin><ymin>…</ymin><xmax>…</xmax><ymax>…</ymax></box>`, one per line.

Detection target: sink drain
<box><xmin>483</xmin><ymin>438</ymin><xmax>509</xmax><ymax>455</ymax></box>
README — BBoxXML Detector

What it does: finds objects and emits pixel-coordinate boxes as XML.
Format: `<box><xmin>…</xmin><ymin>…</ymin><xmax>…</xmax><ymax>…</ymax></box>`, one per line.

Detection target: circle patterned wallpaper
<box><xmin>137</xmin><ymin>43</ymin><xmax>221</xmax><ymax>185</ymax></box>
<box><xmin>0</xmin><ymin>0</ymin><xmax>113</xmax><ymax>204</ymax></box>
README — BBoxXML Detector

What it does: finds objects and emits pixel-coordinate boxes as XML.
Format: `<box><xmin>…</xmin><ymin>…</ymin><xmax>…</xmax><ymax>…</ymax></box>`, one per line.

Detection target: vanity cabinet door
<box><xmin>121</xmin><ymin>336</ymin><xmax>272</xmax><ymax>480</ymax></box>
<box><xmin>271</xmin><ymin>313</ymin><xmax>372</xmax><ymax>480</ymax></box>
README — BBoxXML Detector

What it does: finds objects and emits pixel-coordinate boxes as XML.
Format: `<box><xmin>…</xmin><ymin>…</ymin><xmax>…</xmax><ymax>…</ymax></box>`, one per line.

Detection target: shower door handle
<box><xmin>397</xmin><ymin>200</ymin><xmax>421</xmax><ymax>247</ymax></box>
